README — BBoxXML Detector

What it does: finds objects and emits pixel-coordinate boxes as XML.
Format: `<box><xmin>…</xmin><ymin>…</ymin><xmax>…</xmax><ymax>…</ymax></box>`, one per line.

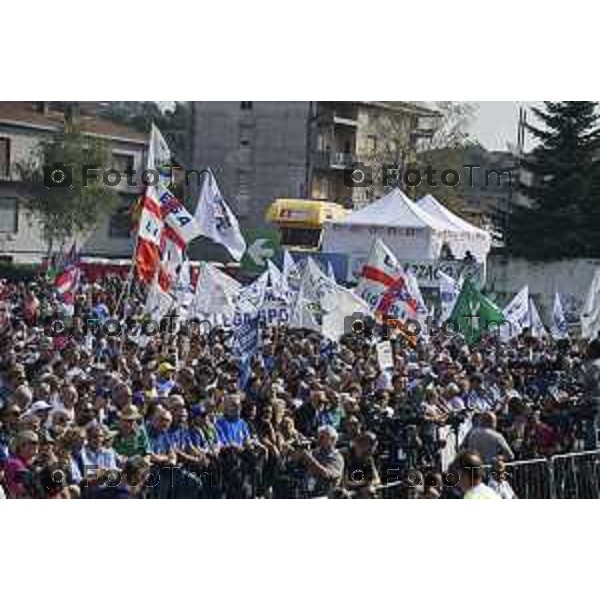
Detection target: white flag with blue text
<box><xmin>439</xmin><ymin>270</ymin><xmax>462</xmax><ymax>322</ymax></box>
<box><xmin>529</xmin><ymin>297</ymin><xmax>547</xmax><ymax>339</ymax></box>
<box><xmin>551</xmin><ymin>292</ymin><xmax>569</xmax><ymax>340</ymax></box>
<box><xmin>501</xmin><ymin>285</ymin><xmax>530</xmax><ymax>340</ymax></box>
<box><xmin>195</xmin><ymin>169</ymin><xmax>246</xmax><ymax>261</ymax></box>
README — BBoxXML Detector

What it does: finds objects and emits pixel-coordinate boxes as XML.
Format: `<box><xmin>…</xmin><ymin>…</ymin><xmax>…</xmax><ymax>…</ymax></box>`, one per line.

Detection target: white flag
<box><xmin>195</xmin><ymin>170</ymin><xmax>246</xmax><ymax>261</ymax></box>
<box><xmin>501</xmin><ymin>285</ymin><xmax>530</xmax><ymax>341</ymax></box>
<box><xmin>148</xmin><ymin>123</ymin><xmax>172</xmax><ymax>172</ymax></box>
<box><xmin>581</xmin><ymin>269</ymin><xmax>600</xmax><ymax>339</ymax></box>
<box><xmin>192</xmin><ymin>262</ymin><xmax>241</xmax><ymax>320</ymax></box>
<box><xmin>327</xmin><ymin>261</ymin><xmax>336</xmax><ymax>283</ymax></box>
<box><xmin>174</xmin><ymin>259</ymin><xmax>193</xmax><ymax>317</ymax></box>
<box><xmin>529</xmin><ymin>297</ymin><xmax>547</xmax><ymax>339</ymax></box>
<box><xmin>266</xmin><ymin>260</ymin><xmax>287</xmax><ymax>295</ymax></box>
<box><xmin>291</xmin><ymin>257</ymin><xmax>370</xmax><ymax>340</ymax></box>
<box><xmin>439</xmin><ymin>271</ymin><xmax>462</xmax><ymax>322</ymax></box>
<box><xmin>237</xmin><ymin>271</ymin><xmax>269</xmax><ymax>314</ymax></box>
<box><xmin>144</xmin><ymin>270</ymin><xmax>175</xmax><ymax>323</ymax></box>
<box><xmin>406</xmin><ymin>268</ymin><xmax>428</xmax><ymax>324</ymax></box>
<box><xmin>551</xmin><ymin>292</ymin><xmax>569</xmax><ymax>340</ymax></box>
<box><xmin>282</xmin><ymin>249</ymin><xmax>301</xmax><ymax>291</ymax></box>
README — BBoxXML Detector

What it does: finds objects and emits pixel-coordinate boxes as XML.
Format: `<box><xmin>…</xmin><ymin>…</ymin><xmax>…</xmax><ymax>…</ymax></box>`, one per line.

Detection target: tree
<box><xmin>363</xmin><ymin>101</ymin><xmax>478</xmax><ymax>213</ymax></box>
<box><xmin>100</xmin><ymin>102</ymin><xmax>192</xmax><ymax>166</ymax></box>
<box><xmin>17</xmin><ymin>122</ymin><xmax>120</xmax><ymax>256</ymax></box>
<box><xmin>509</xmin><ymin>101</ymin><xmax>600</xmax><ymax>259</ymax></box>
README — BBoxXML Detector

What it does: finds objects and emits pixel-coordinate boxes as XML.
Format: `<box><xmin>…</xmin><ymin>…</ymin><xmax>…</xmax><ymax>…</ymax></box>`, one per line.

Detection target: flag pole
<box><xmin>114</xmin><ymin>211</ymin><xmax>142</xmax><ymax>320</ymax></box>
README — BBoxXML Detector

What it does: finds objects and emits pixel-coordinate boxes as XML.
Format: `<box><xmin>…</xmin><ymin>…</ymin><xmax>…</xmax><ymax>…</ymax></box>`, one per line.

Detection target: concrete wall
<box><xmin>487</xmin><ymin>254</ymin><xmax>600</xmax><ymax>323</ymax></box>
<box><xmin>191</xmin><ymin>101</ymin><xmax>310</xmax><ymax>231</ymax></box>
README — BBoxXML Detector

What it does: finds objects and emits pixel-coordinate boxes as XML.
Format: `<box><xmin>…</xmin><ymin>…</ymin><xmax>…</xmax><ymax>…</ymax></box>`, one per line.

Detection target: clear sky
<box><xmin>468</xmin><ymin>101</ymin><xmax>542</xmax><ymax>151</ymax></box>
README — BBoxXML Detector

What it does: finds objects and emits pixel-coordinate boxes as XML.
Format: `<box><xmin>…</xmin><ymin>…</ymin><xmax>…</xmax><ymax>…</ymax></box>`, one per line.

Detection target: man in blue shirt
<box><xmin>146</xmin><ymin>408</ymin><xmax>177</xmax><ymax>466</ymax></box>
<box><xmin>215</xmin><ymin>395</ymin><xmax>251</xmax><ymax>448</ymax></box>
<box><xmin>156</xmin><ymin>363</ymin><xmax>176</xmax><ymax>397</ymax></box>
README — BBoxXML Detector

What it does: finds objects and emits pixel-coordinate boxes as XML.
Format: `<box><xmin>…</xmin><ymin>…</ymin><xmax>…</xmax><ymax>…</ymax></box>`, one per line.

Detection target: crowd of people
<box><xmin>0</xmin><ymin>272</ymin><xmax>598</xmax><ymax>499</ymax></box>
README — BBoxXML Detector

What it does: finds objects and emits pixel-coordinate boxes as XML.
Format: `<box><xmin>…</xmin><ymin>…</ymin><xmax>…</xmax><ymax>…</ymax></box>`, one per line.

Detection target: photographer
<box><xmin>295</xmin><ymin>425</ymin><xmax>344</xmax><ymax>497</ymax></box>
<box><xmin>343</xmin><ymin>431</ymin><xmax>380</xmax><ymax>498</ymax></box>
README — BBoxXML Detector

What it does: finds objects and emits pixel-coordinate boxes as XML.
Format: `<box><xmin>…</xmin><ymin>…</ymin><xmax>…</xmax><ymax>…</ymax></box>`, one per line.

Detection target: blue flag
<box><xmin>234</xmin><ymin>314</ymin><xmax>260</xmax><ymax>389</ymax></box>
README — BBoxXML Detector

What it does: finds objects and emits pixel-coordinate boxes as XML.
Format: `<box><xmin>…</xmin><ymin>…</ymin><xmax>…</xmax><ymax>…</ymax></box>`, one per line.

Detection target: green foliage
<box><xmin>509</xmin><ymin>101</ymin><xmax>600</xmax><ymax>259</ymax></box>
<box><xmin>363</xmin><ymin>102</ymin><xmax>478</xmax><ymax>204</ymax></box>
<box><xmin>406</xmin><ymin>145</ymin><xmax>475</xmax><ymax>217</ymax></box>
<box><xmin>17</xmin><ymin>123</ymin><xmax>120</xmax><ymax>254</ymax></box>
<box><xmin>100</xmin><ymin>101</ymin><xmax>192</xmax><ymax>166</ymax></box>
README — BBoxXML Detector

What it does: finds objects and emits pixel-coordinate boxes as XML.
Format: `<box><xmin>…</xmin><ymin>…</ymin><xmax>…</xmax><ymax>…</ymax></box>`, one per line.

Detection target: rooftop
<box><xmin>0</xmin><ymin>102</ymin><xmax>148</xmax><ymax>144</ymax></box>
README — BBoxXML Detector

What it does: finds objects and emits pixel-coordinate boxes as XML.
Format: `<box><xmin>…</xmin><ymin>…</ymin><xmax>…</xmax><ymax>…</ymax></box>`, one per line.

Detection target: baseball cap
<box><xmin>119</xmin><ymin>406</ymin><xmax>141</xmax><ymax>421</ymax></box>
<box><xmin>158</xmin><ymin>362</ymin><xmax>176</xmax><ymax>376</ymax></box>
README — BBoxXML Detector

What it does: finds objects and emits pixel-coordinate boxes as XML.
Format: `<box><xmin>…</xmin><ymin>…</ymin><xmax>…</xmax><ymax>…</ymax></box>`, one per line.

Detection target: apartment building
<box><xmin>0</xmin><ymin>102</ymin><xmax>147</xmax><ymax>262</ymax></box>
<box><xmin>190</xmin><ymin>101</ymin><xmax>439</xmax><ymax>232</ymax></box>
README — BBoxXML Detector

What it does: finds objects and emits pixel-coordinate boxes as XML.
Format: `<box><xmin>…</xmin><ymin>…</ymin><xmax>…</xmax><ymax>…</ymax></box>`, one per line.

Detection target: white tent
<box><xmin>416</xmin><ymin>194</ymin><xmax>491</xmax><ymax>261</ymax></box>
<box><xmin>321</xmin><ymin>188</ymin><xmax>450</xmax><ymax>261</ymax></box>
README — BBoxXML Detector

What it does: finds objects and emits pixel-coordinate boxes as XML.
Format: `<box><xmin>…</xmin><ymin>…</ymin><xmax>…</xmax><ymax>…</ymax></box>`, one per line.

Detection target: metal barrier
<box><xmin>550</xmin><ymin>450</ymin><xmax>600</xmax><ymax>499</ymax></box>
<box><xmin>501</xmin><ymin>458</ymin><xmax>551</xmax><ymax>499</ymax></box>
<box><xmin>141</xmin><ymin>450</ymin><xmax>600</xmax><ymax>498</ymax></box>
<box><xmin>492</xmin><ymin>450</ymin><xmax>600</xmax><ymax>499</ymax></box>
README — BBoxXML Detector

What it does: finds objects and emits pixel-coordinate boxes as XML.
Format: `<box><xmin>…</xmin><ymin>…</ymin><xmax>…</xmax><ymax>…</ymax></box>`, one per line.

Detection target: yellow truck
<box><xmin>265</xmin><ymin>198</ymin><xmax>348</xmax><ymax>251</ymax></box>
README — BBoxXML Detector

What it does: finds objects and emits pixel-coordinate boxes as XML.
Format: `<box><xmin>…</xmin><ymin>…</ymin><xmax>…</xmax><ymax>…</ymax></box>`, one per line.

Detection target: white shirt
<box><xmin>464</xmin><ymin>483</ymin><xmax>500</xmax><ymax>499</ymax></box>
<box><xmin>488</xmin><ymin>477</ymin><xmax>517</xmax><ymax>499</ymax></box>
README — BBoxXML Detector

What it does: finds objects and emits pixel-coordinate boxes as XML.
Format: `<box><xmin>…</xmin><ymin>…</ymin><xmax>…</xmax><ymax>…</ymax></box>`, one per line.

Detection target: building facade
<box><xmin>190</xmin><ymin>101</ymin><xmax>438</xmax><ymax>232</ymax></box>
<box><xmin>0</xmin><ymin>101</ymin><xmax>439</xmax><ymax>263</ymax></box>
<box><xmin>0</xmin><ymin>102</ymin><xmax>147</xmax><ymax>262</ymax></box>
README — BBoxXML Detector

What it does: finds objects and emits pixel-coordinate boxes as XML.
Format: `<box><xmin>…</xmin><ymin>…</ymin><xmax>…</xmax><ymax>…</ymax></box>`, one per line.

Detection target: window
<box><xmin>0</xmin><ymin>198</ymin><xmax>18</xmax><ymax>233</ymax></box>
<box><xmin>240</xmin><ymin>101</ymin><xmax>253</xmax><ymax>110</ymax></box>
<box><xmin>239</xmin><ymin>124</ymin><xmax>253</xmax><ymax>148</ymax></box>
<box><xmin>366</xmin><ymin>135</ymin><xmax>377</xmax><ymax>154</ymax></box>
<box><xmin>112</xmin><ymin>153</ymin><xmax>135</xmax><ymax>175</ymax></box>
<box><xmin>0</xmin><ymin>138</ymin><xmax>10</xmax><ymax>179</ymax></box>
<box><xmin>280</xmin><ymin>227</ymin><xmax>321</xmax><ymax>248</ymax></box>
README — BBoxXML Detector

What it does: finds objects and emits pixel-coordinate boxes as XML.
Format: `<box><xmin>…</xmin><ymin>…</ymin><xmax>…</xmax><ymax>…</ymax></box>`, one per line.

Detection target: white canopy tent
<box><xmin>416</xmin><ymin>194</ymin><xmax>491</xmax><ymax>262</ymax></box>
<box><xmin>322</xmin><ymin>189</ymin><xmax>490</xmax><ymax>262</ymax></box>
<box><xmin>322</xmin><ymin>189</ymin><xmax>448</xmax><ymax>261</ymax></box>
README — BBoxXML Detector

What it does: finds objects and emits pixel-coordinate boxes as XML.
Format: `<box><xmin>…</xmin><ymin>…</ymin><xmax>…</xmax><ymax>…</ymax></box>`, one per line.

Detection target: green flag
<box><xmin>449</xmin><ymin>278</ymin><xmax>505</xmax><ymax>344</ymax></box>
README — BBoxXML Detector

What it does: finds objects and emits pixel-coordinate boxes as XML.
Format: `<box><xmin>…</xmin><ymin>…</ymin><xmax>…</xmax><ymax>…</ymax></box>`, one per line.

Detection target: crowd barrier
<box><xmin>493</xmin><ymin>450</ymin><xmax>600</xmax><ymax>499</ymax></box>
<box><xmin>137</xmin><ymin>449</ymin><xmax>600</xmax><ymax>499</ymax></box>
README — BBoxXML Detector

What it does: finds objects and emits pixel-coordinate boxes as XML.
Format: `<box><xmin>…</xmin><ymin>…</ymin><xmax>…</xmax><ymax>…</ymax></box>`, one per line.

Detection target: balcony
<box><xmin>316</xmin><ymin>102</ymin><xmax>359</xmax><ymax>128</ymax></box>
<box><xmin>312</xmin><ymin>151</ymin><xmax>355</xmax><ymax>170</ymax></box>
<box><xmin>332</xmin><ymin>113</ymin><xmax>358</xmax><ymax>128</ymax></box>
<box><xmin>330</xmin><ymin>151</ymin><xmax>355</xmax><ymax>168</ymax></box>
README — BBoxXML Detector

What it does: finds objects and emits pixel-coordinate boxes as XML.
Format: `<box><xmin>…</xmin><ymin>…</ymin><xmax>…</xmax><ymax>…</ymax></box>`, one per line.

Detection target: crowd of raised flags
<box><xmin>47</xmin><ymin>123</ymin><xmax>600</xmax><ymax>378</ymax></box>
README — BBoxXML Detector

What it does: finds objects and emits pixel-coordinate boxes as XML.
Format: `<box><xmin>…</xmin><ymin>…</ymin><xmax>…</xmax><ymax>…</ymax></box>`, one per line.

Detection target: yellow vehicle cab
<box><xmin>265</xmin><ymin>198</ymin><xmax>348</xmax><ymax>251</ymax></box>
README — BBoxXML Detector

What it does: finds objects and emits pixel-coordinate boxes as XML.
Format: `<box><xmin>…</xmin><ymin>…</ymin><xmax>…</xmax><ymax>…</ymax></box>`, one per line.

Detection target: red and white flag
<box><xmin>135</xmin><ymin>123</ymin><xmax>202</xmax><ymax>287</ymax></box>
<box><xmin>54</xmin><ymin>243</ymin><xmax>80</xmax><ymax>303</ymax></box>
<box><xmin>134</xmin><ymin>192</ymin><xmax>163</xmax><ymax>284</ymax></box>
<box><xmin>355</xmin><ymin>238</ymin><xmax>420</xmax><ymax>324</ymax></box>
